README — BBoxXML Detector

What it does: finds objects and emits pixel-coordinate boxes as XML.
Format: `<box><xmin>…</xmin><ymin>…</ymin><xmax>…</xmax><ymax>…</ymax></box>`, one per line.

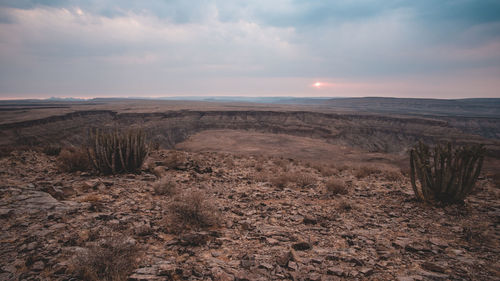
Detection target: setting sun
<box><xmin>314</xmin><ymin>82</ymin><xmax>322</xmax><ymax>88</ymax></box>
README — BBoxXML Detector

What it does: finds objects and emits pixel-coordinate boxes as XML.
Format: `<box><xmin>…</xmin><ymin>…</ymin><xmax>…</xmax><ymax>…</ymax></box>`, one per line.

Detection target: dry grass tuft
<box><xmin>325</xmin><ymin>178</ymin><xmax>348</xmax><ymax>195</ymax></box>
<box><xmin>310</xmin><ymin>162</ymin><xmax>338</xmax><ymax>177</ymax></box>
<box><xmin>382</xmin><ymin>169</ymin><xmax>403</xmax><ymax>181</ymax></box>
<box><xmin>354</xmin><ymin>165</ymin><xmax>382</xmax><ymax>179</ymax></box>
<box><xmin>57</xmin><ymin>147</ymin><xmax>91</xmax><ymax>173</ymax></box>
<box><xmin>462</xmin><ymin>222</ymin><xmax>494</xmax><ymax>246</ymax></box>
<box><xmin>71</xmin><ymin>236</ymin><xmax>139</xmax><ymax>281</ymax></box>
<box><xmin>42</xmin><ymin>144</ymin><xmax>62</xmax><ymax>156</ymax></box>
<box><xmin>163</xmin><ymin>151</ymin><xmax>187</xmax><ymax>170</ymax></box>
<box><xmin>337</xmin><ymin>200</ymin><xmax>353</xmax><ymax>212</ymax></box>
<box><xmin>254</xmin><ymin>163</ymin><xmax>264</xmax><ymax>172</ymax></box>
<box><xmin>274</xmin><ymin>158</ymin><xmax>293</xmax><ymax>172</ymax></box>
<box><xmin>270</xmin><ymin>173</ymin><xmax>291</xmax><ymax>188</ymax></box>
<box><xmin>153</xmin><ymin>177</ymin><xmax>177</xmax><ymax>195</ymax></box>
<box><xmin>292</xmin><ymin>172</ymin><xmax>317</xmax><ymax>188</ymax></box>
<box><xmin>334</xmin><ymin>163</ymin><xmax>351</xmax><ymax>173</ymax></box>
<box><xmin>319</xmin><ymin>167</ymin><xmax>338</xmax><ymax>177</ymax></box>
<box><xmin>253</xmin><ymin>172</ymin><xmax>269</xmax><ymax>182</ymax></box>
<box><xmin>166</xmin><ymin>190</ymin><xmax>219</xmax><ymax>233</ymax></box>
<box><xmin>490</xmin><ymin>172</ymin><xmax>500</xmax><ymax>188</ymax></box>
<box><xmin>79</xmin><ymin>194</ymin><xmax>102</xmax><ymax>203</ymax></box>
<box><xmin>395</xmin><ymin>157</ymin><xmax>411</xmax><ymax>176</ymax></box>
<box><xmin>224</xmin><ymin>157</ymin><xmax>235</xmax><ymax>169</ymax></box>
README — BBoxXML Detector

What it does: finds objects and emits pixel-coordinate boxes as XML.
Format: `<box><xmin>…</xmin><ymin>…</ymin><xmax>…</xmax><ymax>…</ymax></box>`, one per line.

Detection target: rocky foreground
<box><xmin>0</xmin><ymin>150</ymin><xmax>499</xmax><ymax>280</ymax></box>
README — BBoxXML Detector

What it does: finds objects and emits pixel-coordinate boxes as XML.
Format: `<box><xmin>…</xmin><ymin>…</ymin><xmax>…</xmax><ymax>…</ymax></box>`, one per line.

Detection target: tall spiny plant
<box><xmin>409</xmin><ymin>141</ymin><xmax>485</xmax><ymax>204</ymax></box>
<box><xmin>88</xmin><ymin>128</ymin><xmax>148</xmax><ymax>174</ymax></box>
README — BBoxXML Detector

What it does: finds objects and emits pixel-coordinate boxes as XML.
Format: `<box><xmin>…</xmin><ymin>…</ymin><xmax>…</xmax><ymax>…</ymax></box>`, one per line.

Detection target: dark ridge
<box><xmin>0</xmin><ymin>104</ymin><xmax>71</xmax><ymax>107</ymax></box>
<box><xmin>0</xmin><ymin>109</ymin><xmax>448</xmax><ymax>130</ymax></box>
<box><xmin>0</xmin><ymin>107</ymin><xmax>70</xmax><ymax>111</ymax></box>
<box><xmin>0</xmin><ymin>110</ymin><xmax>117</xmax><ymax>130</ymax></box>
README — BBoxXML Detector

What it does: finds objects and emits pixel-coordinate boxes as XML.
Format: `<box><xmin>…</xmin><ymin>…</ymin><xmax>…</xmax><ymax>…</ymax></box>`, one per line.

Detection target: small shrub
<box><xmin>79</xmin><ymin>194</ymin><xmax>102</xmax><ymax>203</ymax></box>
<box><xmin>150</xmin><ymin>141</ymin><xmax>161</xmax><ymax>151</ymax></box>
<box><xmin>326</xmin><ymin>179</ymin><xmax>348</xmax><ymax>195</ymax></box>
<box><xmin>72</xmin><ymin>236</ymin><xmax>139</xmax><ymax>281</ymax></box>
<box><xmin>190</xmin><ymin>155</ymin><xmax>210</xmax><ymax>172</ymax></box>
<box><xmin>224</xmin><ymin>157</ymin><xmax>235</xmax><ymax>169</ymax></box>
<box><xmin>462</xmin><ymin>222</ymin><xmax>492</xmax><ymax>245</ymax></box>
<box><xmin>310</xmin><ymin>162</ymin><xmax>337</xmax><ymax>177</ymax></box>
<box><xmin>253</xmin><ymin>172</ymin><xmax>269</xmax><ymax>182</ymax></box>
<box><xmin>167</xmin><ymin>190</ymin><xmax>218</xmax><ymax>232</ymax></box>
<box><xmin>163</xmin><ymin>151</ymin><xmax>187</xmax><ymax>170</ymax></box>
<box><xmin>270</xmin><ymin>173</ymin><xmax>290</xmax><ymax>188</ymax></box>
<box><xmin>42</xmin><ymin>145</ymin><xmax>62</xmax><ymax>156</ymax></box>
<box><xmin>292</xmin><ymin>173</ymin><xmax>317</xmax><ymax>188</ymax></box>
<box><xmin>409</xmin><ymin>141</ymin><xmax>485</xmax><ymax>204</ymax></box>
<box><xmin>153</xmin><ymin>177</ymin><xmax>177</xmax><ymax>195</ymax></box>
<box><xmin>319</xmin><ymin>167</ymin><xmax>338</xmax><ymax>177</ymax></box>
<box><xmin>396</xmin><ymin>158</ymin><xmax>411</xmax><ymax>176</ymax></box>
<box><xmin>274</xmin><ymin>158</ymin><xmax>292</xmax><ymax>172</ymax></box>
<box><xmin>337</xmin><ymin>200</ymin><xmax>352</xmax><ymax>211</ymax></box>
<box><xmin>383</xmin><ymin>169</ymin><xmax>403</xmax><ymax>181</ymax></box>
<box><xmin>336</xmin><ymin>164</ymin><xmax>351</xmax><ymax>172</ymax></box>
<box><xmin>88</xmin><ymin>129</ymin><xmax>148</xmax><ymax>175</ymax></box>
<box><xmin>491</xmin><ymin>172</ymin><xmax>500</xmax><ymax>188</ymax></box>
<box><xmin>354</xmin><ymin>165</ymin><xmax>381</xmax><ymax>179</ymax></box>
<box><xmin>254</xmin><ymin>163</ymin><xmax>264</xmax><ymax>172</ymax></box>
<box><xmin>57</xmin><ymin>147</ymin><xmax>90</xmax><ymax>172</ymax></box>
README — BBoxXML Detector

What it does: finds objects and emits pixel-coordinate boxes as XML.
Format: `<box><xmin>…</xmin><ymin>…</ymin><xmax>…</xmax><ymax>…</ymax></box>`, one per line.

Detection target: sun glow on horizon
<box><xmin>312</xmin><ymin>81</ymin><xmax>335</xmax><ymax>89</ymax></box>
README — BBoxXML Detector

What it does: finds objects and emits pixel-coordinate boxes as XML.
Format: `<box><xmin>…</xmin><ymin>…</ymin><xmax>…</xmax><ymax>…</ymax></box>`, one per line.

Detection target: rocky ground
<box><xmin>0</xmin><ymin>149</ymin><xmax>499</xmax><ymax>280</ymax></box>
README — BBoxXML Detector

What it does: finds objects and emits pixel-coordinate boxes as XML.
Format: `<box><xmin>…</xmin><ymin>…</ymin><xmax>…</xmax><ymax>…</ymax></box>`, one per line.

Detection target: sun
<box><xmin>313</xmin><ymin>82</ymin><xmax>322</xmax><ymax>88</ymax></box>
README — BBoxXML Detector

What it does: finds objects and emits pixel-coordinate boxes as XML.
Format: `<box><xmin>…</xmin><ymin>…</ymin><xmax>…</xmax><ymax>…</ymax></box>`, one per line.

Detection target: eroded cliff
<box><xmin>1</xmin><ymin>109</ymin><xmax>498</xmax><ymax>154</ymax></box>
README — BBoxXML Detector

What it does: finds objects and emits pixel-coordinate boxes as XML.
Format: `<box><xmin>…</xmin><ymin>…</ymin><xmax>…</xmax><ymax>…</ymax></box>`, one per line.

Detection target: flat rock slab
<box><xmin>2</xmin><ymin>188</ymin><xmax>77</xmax><ymax>214</ymax></box>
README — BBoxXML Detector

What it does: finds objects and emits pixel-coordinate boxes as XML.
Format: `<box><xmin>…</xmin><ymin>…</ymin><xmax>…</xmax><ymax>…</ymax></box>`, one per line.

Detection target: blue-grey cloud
<box><xmin>5</xmin><ymin>1</ymin><xmax>499</xmax><ymax>25</ymax></box>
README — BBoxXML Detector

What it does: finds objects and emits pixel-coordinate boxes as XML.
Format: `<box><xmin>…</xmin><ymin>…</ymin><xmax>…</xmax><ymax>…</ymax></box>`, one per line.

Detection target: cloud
<box><xmin>0</xmin><ymin>5</ymin><xmax>299</xmax><ymax>95</ymax></box>
<box><xmin>0</xmin><ymin>0</ymin><xmax>499</xmax><ymax>98</ymax></box>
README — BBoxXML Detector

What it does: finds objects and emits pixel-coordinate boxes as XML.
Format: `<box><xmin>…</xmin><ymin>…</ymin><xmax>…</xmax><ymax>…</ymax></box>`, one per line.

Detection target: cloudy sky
<box><xmin>0</xmin><ymin>0</ymin><xmax>499</xmax><ymax>99</ymax></box>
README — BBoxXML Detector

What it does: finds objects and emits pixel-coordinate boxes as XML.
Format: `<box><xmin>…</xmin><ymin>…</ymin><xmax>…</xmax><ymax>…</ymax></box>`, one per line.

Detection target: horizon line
<box><xmin>0</xmin><ymin>96</ymin><xmax>498</xmax><ymax>101</ymax></box>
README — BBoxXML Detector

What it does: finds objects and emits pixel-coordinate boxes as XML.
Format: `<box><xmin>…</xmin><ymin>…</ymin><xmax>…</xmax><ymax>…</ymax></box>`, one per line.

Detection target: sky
<box><xmin>0</xmin><ymin>0</ymin><xmax>499</xmax><ymax>99</ymax></box>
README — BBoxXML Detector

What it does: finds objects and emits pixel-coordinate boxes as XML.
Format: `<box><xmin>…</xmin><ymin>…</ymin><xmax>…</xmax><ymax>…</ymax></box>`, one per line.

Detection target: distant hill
<box><xmin>1</xmin><ymin>96</ymin><xmax>499</xmax><ymax>118</ymax></box>
<box><xmin>319</xmin><ymin>97</ymin><xmax>500</xmax><ymax>118</ymax></box>
<box><xmin>155</xmin><ymin>96</ymin><xmax>500</xmax><ymax>118</ymax></box>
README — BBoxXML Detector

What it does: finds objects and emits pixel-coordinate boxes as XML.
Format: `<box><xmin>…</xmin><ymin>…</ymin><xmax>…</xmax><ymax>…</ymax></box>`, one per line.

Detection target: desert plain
<box><xmin>0</xmin><ymin>97</ymin><xmax>499</xmax><ymax>280</ymax></box>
